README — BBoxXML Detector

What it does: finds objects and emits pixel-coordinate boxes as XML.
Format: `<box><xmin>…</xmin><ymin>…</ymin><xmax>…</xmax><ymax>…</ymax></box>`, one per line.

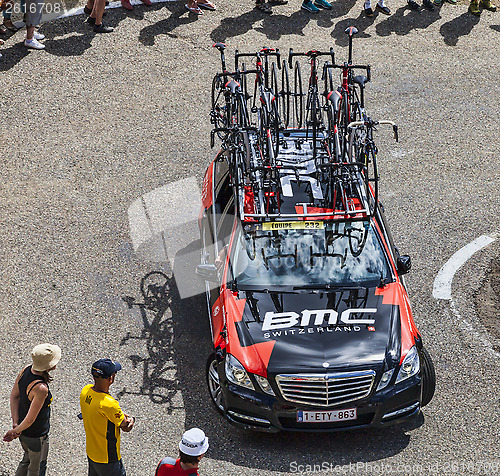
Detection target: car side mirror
<box><xmin>196</xmin><ymin>264</ymin><xmax>219</xmax><ymax>282</ymax></box>
<box><xmin>397</xmin><ymin>255</ymin><xmax>411</xmax><ymax>275</ymax></box>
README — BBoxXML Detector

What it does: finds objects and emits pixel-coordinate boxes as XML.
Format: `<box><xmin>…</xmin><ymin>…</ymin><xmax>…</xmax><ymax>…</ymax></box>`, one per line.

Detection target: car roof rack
<box><xmin>226</xmin><ymin>129</ymin><xmax>377</xmax><ymax>224</ymax></box>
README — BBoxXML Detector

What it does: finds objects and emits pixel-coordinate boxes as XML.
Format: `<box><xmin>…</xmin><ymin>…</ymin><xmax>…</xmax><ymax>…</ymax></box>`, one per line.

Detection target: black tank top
<box><xmin>18</xmin><ymin>366</ymin><xmax>52</xmax><ymax>437</ymax></box>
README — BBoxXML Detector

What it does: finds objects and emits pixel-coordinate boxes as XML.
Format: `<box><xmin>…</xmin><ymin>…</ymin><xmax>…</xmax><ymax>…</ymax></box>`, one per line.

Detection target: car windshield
<box><xmin>228</xmin><ymin>220</ymin><xmax>391</xmax><ymax>288</ymax></box>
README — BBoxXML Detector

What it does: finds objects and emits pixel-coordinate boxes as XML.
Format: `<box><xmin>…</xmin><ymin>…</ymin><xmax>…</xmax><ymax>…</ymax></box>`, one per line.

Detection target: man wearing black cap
<box><xmin>80</xmin><ymin>359</ymin><xmax>135</xmax><ymax>476</ymax></box>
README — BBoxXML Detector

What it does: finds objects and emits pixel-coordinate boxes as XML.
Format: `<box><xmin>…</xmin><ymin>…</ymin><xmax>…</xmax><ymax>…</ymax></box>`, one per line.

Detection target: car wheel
<box><xmin>420</xmin><ymin>346</ymin><xmax>436</xmax><ymax>407</ymax></box>
<box><xmin>206</xmin><ymin>353</ymin><xmax>225</xmax><ymax>413</ymax></box>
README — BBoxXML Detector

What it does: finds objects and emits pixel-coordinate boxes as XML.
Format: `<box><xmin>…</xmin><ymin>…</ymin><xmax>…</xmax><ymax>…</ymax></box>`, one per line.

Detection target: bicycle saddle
<box><xmin>225</xmin><ymin>79</ymin><xmax>241</xmax><ymax>94</ymax></box>
<box><xmin>345</xmin><ymin>26</ymin><xmax>358</xmax><ymax>37</ymax></box>
<box><xmin>326</xmin><ymin>89</ymin><xmax>342</xmax><ymax>112</ymax></box>
<box><xmin>353</xmin><ymin>75</ymin><xmax>369</xmax><ymax>87</ymax></box>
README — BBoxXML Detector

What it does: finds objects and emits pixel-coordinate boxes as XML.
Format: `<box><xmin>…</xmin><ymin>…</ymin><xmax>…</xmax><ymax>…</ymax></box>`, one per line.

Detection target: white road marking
<box><xmin>432</xmin><ymin>234</ymin><xmax>497</xmax><ymax>300</ymax></box>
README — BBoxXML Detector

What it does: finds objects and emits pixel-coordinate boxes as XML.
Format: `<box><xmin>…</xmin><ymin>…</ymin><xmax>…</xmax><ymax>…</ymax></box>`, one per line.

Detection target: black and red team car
<box><xmin>196</xmin><ymin>40</ymin><xmax>436</xmax><ymax>432</ymax></box>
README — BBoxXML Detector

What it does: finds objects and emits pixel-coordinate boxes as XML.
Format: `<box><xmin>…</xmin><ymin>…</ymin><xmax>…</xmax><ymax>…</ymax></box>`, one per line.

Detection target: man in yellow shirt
<box><xmin>80</xmin><ymin>359</ymin><xmax>134</xmax><ymax>476</ymax></box>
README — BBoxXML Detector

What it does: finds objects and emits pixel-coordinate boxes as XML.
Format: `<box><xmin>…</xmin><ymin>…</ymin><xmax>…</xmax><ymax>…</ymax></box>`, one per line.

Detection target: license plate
<box><xmin>297</xmin><ymin>408</ymin><xmax>357</xmax><ymax>423</ymax></box>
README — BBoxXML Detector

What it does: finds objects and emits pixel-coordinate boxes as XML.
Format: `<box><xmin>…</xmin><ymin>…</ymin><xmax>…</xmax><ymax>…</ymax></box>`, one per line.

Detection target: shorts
<box><xmin>24</xmin><ymin>0</ymin><xmax>43</xmax><ymax>27</ymax></box>
<box><xmin>88</xmin><ymin>457</ymin><xmax>126</xmax><ymax>476</ymax></box>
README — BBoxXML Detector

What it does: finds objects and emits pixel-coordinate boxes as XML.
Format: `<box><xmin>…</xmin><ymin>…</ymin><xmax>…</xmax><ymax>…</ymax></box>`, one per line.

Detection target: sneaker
<box><xmin>302</xmin><ymin>0</ymin><xmax>320</xmax><ymax>11</ymax></box>
<box><xmin>94</xmin><ymin>23</ymin><xmax>114</xmax><ymax>32</ymax></box>
<box><xmin>433</xmin><ymin>0</ymin><xmax>442</xmax><ymax>4</ymax></box>
<box><xmin>121</xmin><ymin>0</ymin><xmax>133</xmax><ymax>9</ymax></box>
<box><xmin>468</xmin><ymin>0</ymin><xmax>480</xmax><ymax>12</ymax></box>
<box><xmin>33</xmin><ymin>31</ymin><xmax>45</xmax><ymax>40</ymax></box>
<box><xmin>24</xmin><ymin>38</ymin><xmax>45</xmax><ymax>49</ymax></box>
<box><xmin>86</xmin><ymin>16</ymin><xmax>96</xmax><ymax>24</ymax></box>
<box><xmin>84</xmin><ymin>5</ymin><xmax>92</xmax><ymax>14</ymax></box>
<box><xmin>314</xmin><ymin>0</ymin><xmax>332</xmax><ymax>8</ymax></box>
<box><xmin>376</xmin><ymin>3</ymin><xmax>391</xmax><ymax>13</ymax></box>
<box><xmin>364</xmin><ymin>5</ymin><xmax>374</xmax><ymax>14</ymax></box>
<box><xmin>480</xmin><ymin>0</ymin><xmax>496</xmax><ymax>10</ymax></box>
<box><xmin>445</xmin><ymin>0</ymin><xmax>457</xmax><ymax>3</ymax></box>
<box><xmin>423</xmin><ymin>0</ymin><xmax>435</xmax><ymax>8</ymax></box>
<box><xmin>407</xmin><ymin>0</ymin><xmax>419</xmax><ymax>9</ymax></box>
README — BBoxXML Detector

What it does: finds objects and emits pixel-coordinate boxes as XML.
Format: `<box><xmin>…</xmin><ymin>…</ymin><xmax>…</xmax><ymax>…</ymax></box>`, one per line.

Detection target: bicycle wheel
<box><xmin>281</xmin><ymin>60</ymin><xmax>290</xmax><ymax>129</ymax></box>
<box><xmin>323</xmin><ymin>63</ymin><xmax>334</xmax><ymax>99</ymax></box>
<box><xmin>258</xmin><ymin>105</ymin><xmax>270</xmax><ymax>163</ymax></box>
<box><xmin>294</xmin><ymin>61</ymin><xmax>303</xmax><ymax>129</ymax></box>
<box><xmin>271</xmin><ymin>62</ymin><xmax>279</xmax><ymax>110</ymax></box>
<box><xmin>364</xmin><ymin>143</ymin><xmax>378</xmax><ymax>215</ymax></box>
<box><xmin>237</xmin><ymin>91</ymin><xmax>250</xmax><ymax>128</ymax></box>
<box><xmin>338</xmin><ymin>91</ymin><xmax>350</xmax><ymax>161</ymax></box>
<box><xmin>269</xmin><ymin>98</ymin><xmax>280</xmax><ymax>159</ymax></box>
<box><xmin>211</xmin><ymin>76</ymin><xmax>227</xmax><ymax>139</ymax></box>
<box><xmin>140</xmin><ymin>271</ymin><xmax>170</xmax><ymax>310</ymax></box>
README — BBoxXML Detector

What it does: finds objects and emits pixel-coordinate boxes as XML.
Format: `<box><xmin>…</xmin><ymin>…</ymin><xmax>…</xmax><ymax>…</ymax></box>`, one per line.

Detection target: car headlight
<box><xmin>225</xmin><ymin>354</ymin><xmax>255</xmax><ymax>391</ymax></box>
<box><xmin>376</xmin><ymin>368</ymin><xmax>395</xmax><ymax>391</ymax></box>
<box><xmin>254</xmin><ymin>374</ymin><xmax>275</xmax><ymax>396</ymax></box>
<box><xmin>395</xmin><ymin>346</ymin><xmax>420</xmax><ymax>384</ymax></box>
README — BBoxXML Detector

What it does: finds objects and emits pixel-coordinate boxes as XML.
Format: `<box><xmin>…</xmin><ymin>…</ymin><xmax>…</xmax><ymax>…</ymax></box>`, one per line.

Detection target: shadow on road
<box><xmin>138</xmin><ymin>3</ymin><xmax>200</xmax><ymax>46</ymax></box>
<box><xmin>375</xmin><ymin>5</ymin><xmax>442</xmax><ymax>38</ymax></box>
<box><xmin>439</xmin><ymin>11</ymin><xmax>480</xmax><ymax>46</ymax></box>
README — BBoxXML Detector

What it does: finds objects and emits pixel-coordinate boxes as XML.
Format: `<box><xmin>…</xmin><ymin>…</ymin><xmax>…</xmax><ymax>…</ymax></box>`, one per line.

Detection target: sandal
<box><xmin>185</xmin><ymin>3</ymin><xmax>203</xmax><ymax>13</ymax></box>
<box><xmin>198</xmin><ymin>0</ymin><xmax>216</xmax><ymax>9</ymax></box>
<box><xmin>256</xmin><ymin>1</ymin><xmax>272</xmax><ymax>12</ymax></box>
<box><xmin>3</xmin><ymin>20</ymin><xmax>19</xmax><ymax>32</ymax></box>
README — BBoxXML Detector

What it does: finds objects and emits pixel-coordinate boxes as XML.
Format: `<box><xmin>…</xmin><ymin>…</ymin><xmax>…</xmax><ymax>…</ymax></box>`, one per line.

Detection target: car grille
<box><xmin>275</xmin><ymin>370</ymin><xmax>376</xmax><ymax>407</ymax></box>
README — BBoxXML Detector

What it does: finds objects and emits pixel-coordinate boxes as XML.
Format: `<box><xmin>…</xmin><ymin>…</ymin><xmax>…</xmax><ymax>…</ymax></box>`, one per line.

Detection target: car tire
<box><xmin>420</xmin><ymin>346</ymin><xmax>436</xmax><ymax>407</ymax></box>
<box><xmin>206</xmin><ymin>353</ymin><xmax>225</xmax><ymax>413</ymax></box>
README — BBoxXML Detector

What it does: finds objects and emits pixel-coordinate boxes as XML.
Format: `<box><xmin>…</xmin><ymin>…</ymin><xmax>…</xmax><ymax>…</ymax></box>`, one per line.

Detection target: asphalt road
<box><xmin>0</xmin><ymin>1</ymin><xmax>499</xmax><ymax>475</ymax></box>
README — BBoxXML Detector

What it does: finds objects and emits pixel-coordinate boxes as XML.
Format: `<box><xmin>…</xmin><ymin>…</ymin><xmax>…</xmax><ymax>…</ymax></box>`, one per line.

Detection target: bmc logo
<box><xmin>262</xmin><ymin>308</ymin><xmax>377</xmax><ymax>331</ymax></box>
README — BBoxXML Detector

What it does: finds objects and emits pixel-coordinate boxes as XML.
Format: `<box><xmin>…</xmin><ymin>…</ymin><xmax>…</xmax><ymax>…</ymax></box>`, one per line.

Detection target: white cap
<box><xmin>179</xmin><ymin>428</ymin><xmax>209</xmax><ymax>456</ymax></box>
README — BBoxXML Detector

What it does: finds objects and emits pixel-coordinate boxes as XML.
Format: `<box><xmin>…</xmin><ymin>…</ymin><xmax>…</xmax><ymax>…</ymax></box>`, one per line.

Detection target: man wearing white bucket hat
<box><xmin>155</xmin><ymin>428</ymin><xmax>209</xmax><ymax>475</ymax></box>
<box><xmin>3</xmin><ymin>343</ymin><xmax>62</xmax><ymax>476</ymax></box>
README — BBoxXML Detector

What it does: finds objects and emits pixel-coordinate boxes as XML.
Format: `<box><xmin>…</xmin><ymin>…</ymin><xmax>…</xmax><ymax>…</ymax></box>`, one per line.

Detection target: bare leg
<box><xmin>91</xmin><ymin>0</ymin><xmax>105</xmax><ymax>23</ymax></box>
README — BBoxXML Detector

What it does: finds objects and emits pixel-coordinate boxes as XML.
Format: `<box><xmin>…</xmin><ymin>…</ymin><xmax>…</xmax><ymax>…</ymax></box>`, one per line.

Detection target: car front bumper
<box><xmin>220</xmin><ymin>375</ymin><xmax>422</xmax><ymax>432</ymax></box>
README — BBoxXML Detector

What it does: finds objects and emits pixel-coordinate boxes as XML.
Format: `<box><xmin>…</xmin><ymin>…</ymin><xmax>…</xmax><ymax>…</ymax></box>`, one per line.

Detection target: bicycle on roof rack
<box><xmin>235</xmin><ymin>47</ymin><xmax>282</xmax><ymax>163</ymax></box>
<box><xmin>288</xmin><ymin>48</ymin><xmax>335</xmax><ymax>163</ymax></box>
<box><xmin>210</xmin><ymin>43</ymin><xmax>253</xmax><ymax>145</ymax></box>
<box><xmin>208</xmin><ymin>37</ymin><xmax>399</xmax><ymax>223</ymax></box>
<box><xmin>322</xmin><ymin>26</ymin><xmax>371</xmax><ymax>164</ymax></box>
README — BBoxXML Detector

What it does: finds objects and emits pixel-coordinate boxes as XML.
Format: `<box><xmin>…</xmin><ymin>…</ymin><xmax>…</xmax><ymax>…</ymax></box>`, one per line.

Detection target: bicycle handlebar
<box><xmin>348</xmin><ymin>120</ymin><xmax>399</xmax><ymax>142</ymax></box>
<box><xmin>288</xmin><ymin>48</ymin><xmax>335</xmax><ymax>67</ymax></box>
<box><xmin>235</xmin><ymin>48</ymin><xmax>281</xmax><ymax>69</ymax></box>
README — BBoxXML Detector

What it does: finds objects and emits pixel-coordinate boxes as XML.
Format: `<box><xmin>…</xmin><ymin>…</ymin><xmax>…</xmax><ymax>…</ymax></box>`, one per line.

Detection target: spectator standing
<box><xmin>407</xmin><ymin>0</ymin><xmax>436</xmax><ymax>11</ymax></box>
<box><xmin>24</xmin><ymin>0</ymin><xmax>45</xmax><ymax>48</ymax></box>
<box><xmin>155</xmin><ymin>428</ymin><xmax>209</xmax><ymax>476</ymax></box>
<box><xmin>185</xmin><ymin>0</ymin><xmax>216</xmax><ymax>15</ymax></box>
<box><xmin>3</xmin><ymin>343</ymin><xmax>62</xmax><ymax>476</ymax></box>
<box><xmin>301</xmin><ymin>0</ymin><xmax>332</xmax><ymax>13</ymax></box>
<box><xmin>363</xmin><ymin>0</ymin><xmax>391</xmax><ymax>15</ymax></box>
<box><xmin>2</xmin><ymin>0</ymin><xmax>24</xmax><ymax>33</ymax></box>
<box><xmin>468</xmin><ymin>0</ymin><xmax>496</xmax><ymax>14</ymax></box>
<box><xmin>80</xmin><ymin>359</ymin><xmax>134</xmax><ymax>476</ymax></box>
<box><xmin>121</xmin><ymin>0</ymin><xmax>152</xmax><ymax>13</ymax></box>
<box><xmin>84</xmin><ymin>0</ymin><xmax>114</xmax><ymax>32</ymax></box>
<box><xmin>255</xmin><ymin>0</ymin><xmax>287</xmax><ymax>14</ymax></box>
